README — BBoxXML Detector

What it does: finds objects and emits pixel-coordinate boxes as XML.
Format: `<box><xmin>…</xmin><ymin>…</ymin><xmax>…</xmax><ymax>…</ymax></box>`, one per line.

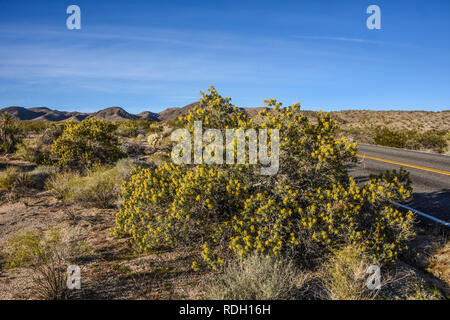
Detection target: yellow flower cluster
<box><xmin>113</xmin><ymin>162</ymin><xmax>240</xmax><ymax>252</ymax></box>
<box><xmin>229</xmin><ymin>186</ymin><xmax>300</xmax><ymax>258</ymax></box>
<box><xmin>301</xmin><ymin>173</ymin><xmax>415</xmax><ymax>263</ymax></box>
<box><xmin>176</xmin><ymin>85</ymin><xmax>253</xmax><ymax>133</ymax></box>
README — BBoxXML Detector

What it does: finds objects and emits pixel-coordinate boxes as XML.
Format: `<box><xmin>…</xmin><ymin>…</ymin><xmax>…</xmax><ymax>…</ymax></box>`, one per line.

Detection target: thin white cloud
<box><xmin>0</xmin><ymin>26</ymin><xmax>344</xmax><ymax>85</ymax></box>
<box><xmin>0</xmin><ymin>25</ymin><xmax>387</xmax><ymax>101</ymax></box>
<box><xmin>296</xmin><ymin>35</ymin><xmax>384</xmax><ymax>44</ymax></box>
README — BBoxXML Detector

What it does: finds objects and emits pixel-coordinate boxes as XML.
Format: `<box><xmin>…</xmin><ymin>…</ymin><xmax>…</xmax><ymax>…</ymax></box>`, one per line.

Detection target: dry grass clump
<box><xmin>404</xmin><ymin>279</ymin><xmax>446</xmax><ymax>300</ymax></box>
<box><xmin>0</xmin><ymin>167</ymin><xmax>32</xmax><ymax>202</ymax></box>
<box><xmin>0</xmin><ymin>165</ymin><xmax>58</xmax><ymax>201</ymax></box>
<box><xmin>0</xmin><ymin>166</ymin><xmax>57</xmax><ymax>192</ymax></box>
<box><xmin>46</xmin><ymin>158</ymin><xmax>142</xmax><ymax>208</ymax></box>
<box><xmin>27</xmin><ymin>166</ymin><xmax>58</xmax><ymax>190</ymax></box>
<box><xmin>206</xmin><ymin>254</ymin><xmax>308</xmax><ymax>300</ymax></box>
<box><xmin>45</xmin><ymin>171</ymin><xmax>79</xmax><ymax>200</ymax></box>
<box><xmin>0</xmin><ymin>166</ymin><xmax>30</xmax><ymax>193</ymax></box>
<box><xmin>426</xmin><ymin>237</ymin><xmax>450</xmax><ymax>288</ymax></box>
<box><xmin>2</xmin><ymin>229</ymin><xmax>69</xmax><ymax>300</ymax></box>
<box><xmin>321</xmin><ymin>246</ymin><xmax>375</xmax><ymax>300</ymax></box>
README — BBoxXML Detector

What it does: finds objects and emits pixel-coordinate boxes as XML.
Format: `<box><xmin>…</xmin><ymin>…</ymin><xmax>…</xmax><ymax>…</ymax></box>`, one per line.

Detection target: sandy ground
<box><xmin>0</xmin><ymin>189</ymin><xmax>208</xmax><ymax>300</ymax></box>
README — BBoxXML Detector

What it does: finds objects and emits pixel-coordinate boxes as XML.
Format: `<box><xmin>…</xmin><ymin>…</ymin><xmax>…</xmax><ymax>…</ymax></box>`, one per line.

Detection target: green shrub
<box><xmin>116</xmin><ymin>120</ymin><xmax>139</xmax><ymax>138</ymax></box>
<box><xmin>0</xmin><ymin>113</ymin><xmax>20</xmax><ymax>154</ymax></box>
<box><xmin>373</xmin><ymin>127</ymin><xmax>407</xmax><ymax>148</ymax></box>
<box><xmin>417</xmin><ymin>130</ymin><xmax>447</xmax><ymax>153</ymax></box>
<box><xmin>41</xmin><ymin>124</ymin><xmax>65</xmax><ymax>145</ymax></box>
<box><xmin>4</xmin><ymin>230</ymin><xmax>52</xmax><ymax>269</ymax></box>
<box><xmin>111</xmin><ymin>263</ymin><xmax>131</xmax><ymax>274</ymax></box>
<box><xmin>14</xmin><ymin>123</ymin><xmax>64</xmax><ymax>165</ymax></box>
<box><xmin>17</xmin><ymin>121</ymin><xmax>55</xmax><ymax>135</ymax></box>
<box><xmin>14</xmin><ymin>137</ymin><xmax>51</xmax><ymax>165</ymax></box>
<box><xmin>51</xmin><ymin>118</ymin><xmax>124</xmax><ymax>171</ymax></box>
<box><xmin>116</xmin><ymin>119</ymin><xmax>157</xmax><ymax>138</ymax></box>
<box><xmin>206</xmin><ymin>254</ymin><xmax>306</xmax><ymax>300</ymax></box>
<box><xmin>146</xmin><ymin>122</ymin><xmax>164</xmax><ymax>134</ymax></box>
<box><xmin>114</xmin><ymin>87</ymin><xmax>416</xmax><ymax>269</ymax></box>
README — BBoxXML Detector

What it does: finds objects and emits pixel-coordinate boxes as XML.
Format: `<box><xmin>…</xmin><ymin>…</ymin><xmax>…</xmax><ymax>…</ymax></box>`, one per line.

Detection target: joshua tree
<box><xmin>0</xmin><ymin>113</ymin><xmax>20</xmax><ymax>154</ymax></box>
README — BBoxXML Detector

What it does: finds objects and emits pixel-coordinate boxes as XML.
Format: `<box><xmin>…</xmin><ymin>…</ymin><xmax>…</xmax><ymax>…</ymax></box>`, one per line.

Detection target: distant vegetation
<box><xmin>371</xmin><ymin>127</ymin><xmax>448</xmax><ymax>152</ymax></box>
<box><xmin>335</xmin><ymin>126</ymin><xmax>449</xmax><ymax>154</ymax></box>
<box><xmin>331</xmin><ymin>110</ymin><xmax>450</xmax><ymax>154</ymax></box>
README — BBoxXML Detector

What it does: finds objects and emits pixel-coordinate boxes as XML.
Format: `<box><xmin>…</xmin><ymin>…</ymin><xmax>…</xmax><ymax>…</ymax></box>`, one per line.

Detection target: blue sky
<box><xmin>0</xmin><ymin>0</ymin><xmax>449</xmax><ymax>113</ymax></box>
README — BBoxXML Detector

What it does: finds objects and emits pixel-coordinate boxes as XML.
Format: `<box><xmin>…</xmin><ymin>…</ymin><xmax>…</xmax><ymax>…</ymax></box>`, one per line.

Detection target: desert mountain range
<box><xmin>1</xmin><ymin>104</ymin><xmax>449</xmax><ymax>133</ymax></box>
<box><xmin>0</xmin><ymin>103</ymin><xmax>271</xmax><ymax>122</ymax></box>
<box><xmin>0</xmin><ymin>105</ymin><xmax>160</xmax><ymax>122</ymax></box>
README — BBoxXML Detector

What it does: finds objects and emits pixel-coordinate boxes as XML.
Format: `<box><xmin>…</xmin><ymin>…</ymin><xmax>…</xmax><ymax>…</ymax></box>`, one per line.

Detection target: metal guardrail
<box><xmin>393</xmin><ymin>202</ymin><xmax>450</xmax><ymax>228</ymax></box>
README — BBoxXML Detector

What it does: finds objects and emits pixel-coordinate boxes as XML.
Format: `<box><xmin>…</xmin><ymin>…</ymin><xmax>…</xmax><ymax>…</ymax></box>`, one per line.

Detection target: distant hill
<box><xmin>0</xmin><ymin>104</ymin><xmax>198</xmax><ymax>122</ymax></box>
<box><xmin>0</xmin><ymin>106</ymin><xmax>89</xmax><ymax>122</ymax></box>
<box><xmin>94</xmin><ymin>107</ymin><xmax>138</xmax><ymax>122</ymax></box>
<box><xmin>137</xmin><ymin>111</ymin><xmax>159</xmax><ymax>122</ymax></box>
<box><xmin>0</xmin><ymin>106</ymin><xmax>156</xmax><ymax>122</ymax></box>
<box><xmin>1</xmin><ymin>106</ymin><xmax>41</xmax><ymax>120</ymax></box>
<box><xmin>157</xmin><ymin>102</ymin><xmax>199</xmax><ymax>122</ymax></box>
<box><xmin>241</xmin><ymin>107</ymin><xmax>271</xmax><ymax>117</ymax></box>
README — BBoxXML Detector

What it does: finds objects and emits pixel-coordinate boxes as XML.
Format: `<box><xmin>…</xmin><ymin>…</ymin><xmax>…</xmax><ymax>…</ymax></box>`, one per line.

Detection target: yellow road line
<box><xmin>356</xmin><ymin>154</ymin><xmax>450</xmax><ymax>176</ymax></box>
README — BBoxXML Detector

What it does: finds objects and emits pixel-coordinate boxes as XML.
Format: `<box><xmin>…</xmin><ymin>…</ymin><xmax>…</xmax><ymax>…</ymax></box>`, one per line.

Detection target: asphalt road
<box><xmin>348</xmin><ymin>143</ymin><xmax>450</xmax><ymax>222</ymax></box>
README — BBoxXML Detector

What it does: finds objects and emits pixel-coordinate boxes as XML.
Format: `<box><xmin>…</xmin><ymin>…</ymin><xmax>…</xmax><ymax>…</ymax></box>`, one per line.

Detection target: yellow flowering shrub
<box><xmin>114</xmin><ymin>86</ymin><xmax>416</xmax><ymax>268</ymax></box>
<box><xmin>51</xmin><ymin>118</ymin><xmax>124</xmax><ymax>170</ymax></box>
